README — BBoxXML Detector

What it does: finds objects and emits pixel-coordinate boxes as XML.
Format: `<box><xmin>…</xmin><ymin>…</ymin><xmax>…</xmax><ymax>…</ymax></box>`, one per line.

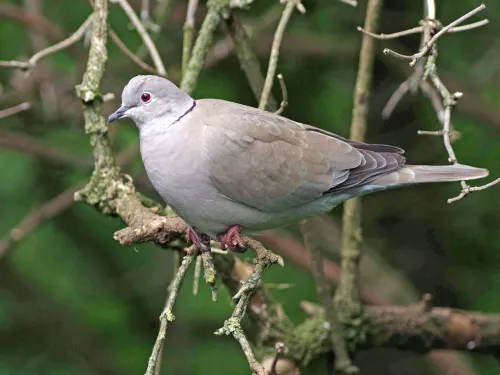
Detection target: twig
<box><xmin>0</xmin><ymin>132</ymin><xmax>93</xmax><ymax>169</ymax></box>
<box><xmin>359</xmin><ymin>21</ymin><xmax>488</xmax><ymax>40</ymax></box>
<box><xmin>335</xmin><ymin>0</ymin><xmax>382</xmax><ymax>316</ymax></box>
<box><xmin>274</xmin><ymin>73</ymin><xmax>288</xmax><ymax>115</ymax></box>
<box><xmin>227</xmin><ymin>15</ymin><xmax>278</xmax><ymax>111</ymax></box>
<box><xmin>383</xmin><ymin>4</ymin><xmax>486</xmax><ymax>66</ymax></box>
<box><xmin>180</xmin><ymin>0</ymin><xmax>230</xmax><ymax>94</ymax></box>
<box><xmin>0</xmin><ymin>14</ymin><xmax>92</xmax><ymax>70</ymax></box>
<box><xmin>182</xmin><ymin>0</ymin><xmax>199</xmax><ymax>78</ymax></box>
<box><xmin>448</xmin><ymin>178</ymin><xmax>500</xmax><ymax>203</ymax></box>
<box><xmin>338</xmin><ymin>0</ymin><xmax>357</xmax><ymax>7</ymax></box>
<box><xmin>215</xmin><ymin>237</ymin><xmax>283</xmax><ymax>375</ymax></box>
<box><xmin>141</xmin><ymin>0</ymin><xmax>150</xmax><ymax>20</ymax></box>
<box><xmin>144</xmin><ymin>254</ymin><xmax>195</xmax><ymax>375</ymax></box>
<box><xmin>201</xmin><ymin>250</ymin><xmax>218</xmax><ymax>301</ymax></box>
<box><xmin>193</xmin><ymin>254</ymin><xmax>202</xmax><ymax>295</ymax></box>
<box><xmin>449</xmin><ymin>19</ymin><xmax>489</xmax><ymax>33</ymax></box>
<box><xmin>109</xmin><ymin>29</ymin><xmax>160</xmax><ymax>75</ymax></box>
<box><xmin>301</xmin><ymin>219</ymin><xmax>357</xmax><ymax>373</ymax></box>
<box><xmin>381</xmin><ymin>77</ymin><xmax>411</xmax><ymax>119</ymax></box>
<box><xmin>358</xmin><ymin>25</ymin><xmax>423</xmax><ymax>40</ymax></box>
<box><xmin>259</xmin><ymin>0</ymin><xmax>301</xmax><ymax>110</ymax></box>
<box><xmin>113</xmin><ymin>0</ymin><xmax>167</xmax><ymax>76</ymax></box>
<box><xmin>0</xmin><ymin>102</ymin><xmax>31</xmax><ymax>119</ymax></box>
<box><xmin>269</xmin><ymin>342</ymin><xmax>288</xmax><ymax>375</ymax></box>
<box><xmin>0</xmin><ymin>183</ymin><xmax>84</xmax><ymax>261</ymax></box>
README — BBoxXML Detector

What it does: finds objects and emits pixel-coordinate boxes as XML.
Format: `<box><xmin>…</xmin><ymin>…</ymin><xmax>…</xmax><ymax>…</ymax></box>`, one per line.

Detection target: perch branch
<box><xmin>0</xmin><ymin>14</ymin><xmax>92</xmax><ymax>70</ymax></box>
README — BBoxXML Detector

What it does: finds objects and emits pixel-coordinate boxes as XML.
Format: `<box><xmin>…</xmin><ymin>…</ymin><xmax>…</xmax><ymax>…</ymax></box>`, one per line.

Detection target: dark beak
<box><xmin>107</xmin><ymin>105</ymin><xmax>129</xmax><ymax>123</ymax></box>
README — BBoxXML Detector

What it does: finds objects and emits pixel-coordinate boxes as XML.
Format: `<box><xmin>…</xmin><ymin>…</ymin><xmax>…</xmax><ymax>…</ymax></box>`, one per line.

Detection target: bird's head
<box><xmin>107</xmin><ymin>75</ymin><xmax>194</xmax><ymax>129</ymax></box>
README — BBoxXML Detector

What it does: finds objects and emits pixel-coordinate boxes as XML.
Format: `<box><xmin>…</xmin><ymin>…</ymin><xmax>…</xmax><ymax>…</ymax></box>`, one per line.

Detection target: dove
<box><xmin>108</xmin><ymin>75</ymin><xmax>488</xmax><ymax>252</ymax></box>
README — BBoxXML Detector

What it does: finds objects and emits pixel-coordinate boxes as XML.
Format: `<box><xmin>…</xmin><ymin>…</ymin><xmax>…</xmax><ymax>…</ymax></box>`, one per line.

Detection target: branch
<box><xmin>0</xmin><ymin>183</ymin><xmax>83</xmax><ymax>261</ymax></box>
<box><xmin>180</xmin><ymin>0</ymin><xmax>230</xmax><ymax>94</ymax></box>
<box><xmin>0</xmin><ymin>14</ymin><xmax>92</xmax><ymax>70</ymax></box>
<box><xmin>301</xmin><ymin>219</ymin><xmax>357</xmax><ymax>373</ymax></box>
<box><xmin>383</xmin><ymin>4</ymin><xmax>487</xmax><ymax>66</ymax></box>
<box><xmin>335</xmin><ymin>0</ymin><xmax>382</xmax><ymax>317</ymax></box>
<box><xmin>144</xmin><ymin>253</ymin><xmax>195</xmax><ymax>375</ymax></box>
<box><xmin>113</xmin><ymin>0</ymin><xmax>167</xmax><ymax>76</ymax></box>
<box><xmin>288</xmin><ymin>302</ymin><xmax>500</xmax><ymax>358</ymax></box>
<box><xmin>258</xmin><ymin>0</ymin><xmax>302</xmax><ymax>110</ymax></box>
<box><xmin>215</xmin><ymin>237</ymin><xmax>283</xmax><ymax>375</ymax></box>
<box><xmin>182</xmin><ymin>0</ymin><xmax>199</xmax><ymax>78</ymax></box>
<box><xmin>109</xmin><ymin>28</ymin><xmax>161</xmax><ymax>75</ymax></box>
<box><xmin>0</xmin><ymin>102</ymin><xmax>31</xmax><ymax>120</ymax></box>
<box><xmin>0</xmin><ymin>131</ymin><xmax>93</xmax><ymax>169</ymax></box>
<box><xmin>227</xmin><ymin>15</ymin><xmax>277</xmax><ymax>111</ymax></box>
<box><xmin>274</xmin><ymin>73</ymin><xmax>288</xmax><ymax>115</ymax></box>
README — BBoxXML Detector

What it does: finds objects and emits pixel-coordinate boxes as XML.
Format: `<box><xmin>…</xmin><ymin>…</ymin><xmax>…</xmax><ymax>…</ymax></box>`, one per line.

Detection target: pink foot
<box><xmin>219</xmin><ymin>225</ymin><xmax>246</xmax><ymax>253</ymax></box>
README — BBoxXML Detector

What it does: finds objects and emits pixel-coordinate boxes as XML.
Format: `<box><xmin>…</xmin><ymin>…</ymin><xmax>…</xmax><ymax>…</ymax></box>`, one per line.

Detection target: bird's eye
<box><xmin>141</xmin><ymin>92</ymin><xmax>151</xmax><ymax>103</ymax></box>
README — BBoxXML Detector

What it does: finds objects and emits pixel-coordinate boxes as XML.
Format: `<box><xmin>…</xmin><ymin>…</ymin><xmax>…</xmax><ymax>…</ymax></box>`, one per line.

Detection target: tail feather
<box><xmin>371</xmin><ymin>164</ymin><xmax>489</xmax><ymax>187</ymax></box>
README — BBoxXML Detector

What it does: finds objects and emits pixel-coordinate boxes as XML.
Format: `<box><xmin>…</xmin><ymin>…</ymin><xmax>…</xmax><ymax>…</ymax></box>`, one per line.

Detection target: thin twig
<box><xmin>0</xmin><ymin>132</ymin><xmax>93</xmax><ymax>169</ymax></box>
<box><xmin>335</xmin><ymin>0</ymin><xmax>382</xmax><ymax>318</ymax></box>
<box><xmin>193</xmin><ymin>255</ymin><xmax>202</xmax><ymax>295</ymax></box>
<box><xmin>274</xmin><ymin>73</ymin><xmax>288</xmax><ymax>115</ymax></box>
<box><xmin>301</xmin><ymin>219</ymin><xmax>357</xmax><ymax>373</ymax></box>
<box><xmin>109</xmin><ymin>28</ymin><xmax>160</xmax><ymax>75</ymax></box>
<box><xmin>381</xmin><ymin>77</ymin><xmax>411</xmax><ymax>119</ymax></box>
<box><xmin>0</xmin><ymin>14</ymin><xmax>93</xmax><ymax>70</ymax></box>
<box><xmin>180</xmin><ymin>0</ymin><xmax>230</xmax><ymax>94</ymax></box>
<box><xmin>358</xmin><ymin>20</ymin><xmax>488</xmax><ymax>40</ymax></box>
<box><xmin>449</xmin><ymin>19</ymin><xmax>489</xmax><ymax>33</ymax></box>
<box><xmin>448</xmin><ymin>178</ymin><xmax>500</xmax><ymax>203</ymax></box>
<box><xmin>0</xmin><ymin>183</ymin><xmax>84</xmax><ymax>261</ymax></box>
<box><xmin>383</xmin><ymin>4</ymin><xmax>486</xmax><ymax>66</ymax></box>
<box><xmin>0</xmin><ymin>102</ymin><xmax>31</xmax><ymax>119</ymax></box>
<box><xmin>113</xmin><ymin>0</ymin><xmax>167</xmax><ymax>76</ymax></box>
<box><xmin>338</xmin><ymin>0</ymin><xmax>357</xmax><ymax>7</ymax></box>
<box><xmin>182</xmin><ymin>0</ymin><xmax>199</xmax><ymax>78</ymax></box>
<box><xmin>144</xmin><ymin>254</ymin><xmax>195</xmax><ymax>375</ymax></box>
<box><xmin>269</xmin><ymin>342</ymin><xmax>287</xmax><ymax>375</ymax></box>
<box><xmin>259</xmin><ymin>0</ymin><xmax>301</xmax><ymax>110</ymax></box>
<box><xmin>358</xmin><ymin>25</ymin><xmax>423</xmax><ymax>40</ymax></box>
<box><xmin>227</xmin><ymin>15</ymin><xmax>278</xmax><ymax>111</ymax></box>
<box><xmin>215</xmin><ymin>237</ymin><xmax>283</xmax><ymax>375</ymax></box>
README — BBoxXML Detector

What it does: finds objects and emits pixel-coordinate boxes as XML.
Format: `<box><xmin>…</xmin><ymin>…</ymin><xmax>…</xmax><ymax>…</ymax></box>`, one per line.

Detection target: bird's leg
<box><xmin>219</xmin><ymin>225</ymin><xmax>246</xmax><ymax>253</ymax></box>
<box><xmin>186</xmin><ymin>227</ymin><xmax>211</xmax><ymax>252</ymax></box>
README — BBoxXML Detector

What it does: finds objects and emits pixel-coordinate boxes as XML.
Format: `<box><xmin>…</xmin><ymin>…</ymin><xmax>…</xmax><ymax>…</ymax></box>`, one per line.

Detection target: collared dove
<box><xmin>108</xmin><ymin>75</ymin><xmax>488</xmax><ymax>251</ymax></box>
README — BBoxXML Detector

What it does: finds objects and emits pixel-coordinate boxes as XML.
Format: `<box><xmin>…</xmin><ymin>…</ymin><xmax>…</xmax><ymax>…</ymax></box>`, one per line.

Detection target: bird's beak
<box><xmin>107</xmin><ymin>105</ymin><xmax>129</xmax><ymax>123</ymax></box>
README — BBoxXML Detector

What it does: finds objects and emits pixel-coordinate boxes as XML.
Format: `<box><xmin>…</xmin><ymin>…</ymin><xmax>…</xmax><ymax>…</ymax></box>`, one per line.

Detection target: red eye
<box><xmin>141</xmin><ymin>92</ymin><xmax>151</xmax><ymax>103</ymax></box>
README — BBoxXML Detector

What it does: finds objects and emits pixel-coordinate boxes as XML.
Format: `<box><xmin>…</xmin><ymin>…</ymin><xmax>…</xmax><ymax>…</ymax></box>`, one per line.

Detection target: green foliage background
<box><xmin>0</xmin><ymin>0</ymin><xmax>499</xmax><ymax>374</ymax></box>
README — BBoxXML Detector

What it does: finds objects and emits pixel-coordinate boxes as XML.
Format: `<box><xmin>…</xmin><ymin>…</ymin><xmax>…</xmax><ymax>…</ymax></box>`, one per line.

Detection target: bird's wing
<box><xmin>201</xmin><ymin>100</ymin><xmax>364</xmax><ymax>212</ymax></box>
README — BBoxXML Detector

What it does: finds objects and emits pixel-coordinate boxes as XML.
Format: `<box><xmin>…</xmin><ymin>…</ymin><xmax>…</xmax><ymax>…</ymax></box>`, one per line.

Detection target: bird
<box><xmin>107</xmin><ymin>75</ymin><xmax>488</xmax><ymax>252</ymax></box>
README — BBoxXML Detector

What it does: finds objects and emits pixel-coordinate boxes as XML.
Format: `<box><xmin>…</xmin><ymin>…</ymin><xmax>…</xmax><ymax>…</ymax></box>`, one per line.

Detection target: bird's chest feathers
<box><xmin>140</xmin><ymin>123</ymin><xmax>206</xmax><ymax>209</ymax></box>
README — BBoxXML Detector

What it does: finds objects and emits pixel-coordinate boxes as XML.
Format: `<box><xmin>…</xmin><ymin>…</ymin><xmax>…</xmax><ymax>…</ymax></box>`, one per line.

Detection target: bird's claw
<box><xmin>219</xmin><ymin>225</ymin><xmax>247</xmax><ymax>253</ymax></box>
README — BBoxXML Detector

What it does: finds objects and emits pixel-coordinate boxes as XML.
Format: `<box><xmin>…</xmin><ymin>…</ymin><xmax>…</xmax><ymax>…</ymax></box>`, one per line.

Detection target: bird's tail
<box><xmin>370</xmin><ymin>164</ymin><xmax>489</xmax><ymax>187</ymax></box>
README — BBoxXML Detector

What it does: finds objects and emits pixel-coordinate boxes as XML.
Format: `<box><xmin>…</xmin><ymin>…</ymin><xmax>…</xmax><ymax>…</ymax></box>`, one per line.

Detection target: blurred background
<box><xmin>0</xmin><ymin>0</ymin><xmax>499</xmax><ymax>374</ymax></box>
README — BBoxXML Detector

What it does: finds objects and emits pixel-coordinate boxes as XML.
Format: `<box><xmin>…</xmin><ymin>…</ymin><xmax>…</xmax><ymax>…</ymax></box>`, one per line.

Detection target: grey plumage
<box><xmin>108</xmin><ymin>75</ymin><xmax>488</xmax><ymax>239</ymax></box>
